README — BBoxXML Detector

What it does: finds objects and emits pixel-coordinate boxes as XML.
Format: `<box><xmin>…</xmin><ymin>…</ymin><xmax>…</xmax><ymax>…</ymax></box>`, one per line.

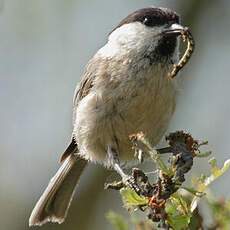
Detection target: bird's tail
<box><xmin>29</xmin><ymin>152</ymin><xmax>87</xmax><ymax>226</ymax></box>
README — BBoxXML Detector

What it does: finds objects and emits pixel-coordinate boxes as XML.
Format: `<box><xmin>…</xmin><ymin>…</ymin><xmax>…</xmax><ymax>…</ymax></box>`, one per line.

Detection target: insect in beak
<box><xmin>162</xmin><ymin>24</ymin><xmax>195</xmax><ymax>78</ymax></box>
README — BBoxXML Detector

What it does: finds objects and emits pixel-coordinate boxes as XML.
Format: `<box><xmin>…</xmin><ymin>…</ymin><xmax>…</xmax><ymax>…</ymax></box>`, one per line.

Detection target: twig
<box><xmin>106</xmin><ymin>131</ymin><xmax>208</xmax><ymax>229</ymax></box>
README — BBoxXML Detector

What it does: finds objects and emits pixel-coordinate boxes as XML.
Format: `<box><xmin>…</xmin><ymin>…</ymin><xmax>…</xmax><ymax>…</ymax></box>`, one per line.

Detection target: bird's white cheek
<box><xmin>97</xmin><ymin>42</ymin><xmax>121</xmax><ymax>58</ymax></box>
<box><xmin>98</xmin><ymin>23</ymin><xmax>160</xmax><ymax>59</ymax></box>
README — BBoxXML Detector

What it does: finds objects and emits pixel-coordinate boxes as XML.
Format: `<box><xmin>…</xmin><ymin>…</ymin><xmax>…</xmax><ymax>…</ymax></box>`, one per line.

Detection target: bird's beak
<box><xmin>162</xmin><ymin>23</ymin><xmax>185</xmax><ymax>37</ymax></box>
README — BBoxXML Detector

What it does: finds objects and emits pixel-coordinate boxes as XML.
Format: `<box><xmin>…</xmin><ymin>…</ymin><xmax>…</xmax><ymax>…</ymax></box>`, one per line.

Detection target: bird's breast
<box><xmin>74</xmin><ymin>65</ymin><xmax>177</xmax><ymax>166</ymax></box>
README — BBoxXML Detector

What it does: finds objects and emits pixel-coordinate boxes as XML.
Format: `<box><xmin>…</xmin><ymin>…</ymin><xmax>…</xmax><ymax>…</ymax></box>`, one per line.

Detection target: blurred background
<box><xmin>0</xmin><ymin>0</ymin><xmax>230</xmax><ymax>229</ymax></box>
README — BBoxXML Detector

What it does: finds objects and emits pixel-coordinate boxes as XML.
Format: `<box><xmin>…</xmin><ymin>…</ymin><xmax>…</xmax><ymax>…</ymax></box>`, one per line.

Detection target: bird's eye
<box><xmin>143</xmin><ymin>16</ymin><xmax>153</xmax><ymax>26</ymax></box>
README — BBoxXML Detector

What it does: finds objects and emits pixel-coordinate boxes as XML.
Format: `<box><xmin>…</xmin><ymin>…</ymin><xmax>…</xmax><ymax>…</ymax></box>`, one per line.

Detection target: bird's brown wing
<box><xmin>60</xmin><ymin>56</ymin><xmax>105</xmax><ymax>162</ymax></box>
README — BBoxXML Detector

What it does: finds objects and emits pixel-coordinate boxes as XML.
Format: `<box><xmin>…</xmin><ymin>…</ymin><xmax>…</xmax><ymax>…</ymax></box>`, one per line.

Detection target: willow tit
<box><xmin>29</xmin><ymin>7</ymin><xmax>188</xmax><ymax>226</ymax></box>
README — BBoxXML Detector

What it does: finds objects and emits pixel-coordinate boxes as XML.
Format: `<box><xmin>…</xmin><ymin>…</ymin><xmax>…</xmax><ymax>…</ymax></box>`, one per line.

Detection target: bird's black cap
<box><xmin>114</xmin><ymin>7</ymin><xmax>180</xmax><ymax>31</ymax></box>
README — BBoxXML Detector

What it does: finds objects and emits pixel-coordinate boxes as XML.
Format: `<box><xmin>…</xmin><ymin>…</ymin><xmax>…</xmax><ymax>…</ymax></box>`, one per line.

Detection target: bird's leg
<box><xmin>107</xmin><ymin>145</ymin><xmax>141</xmax><ymax>194</ymax></box>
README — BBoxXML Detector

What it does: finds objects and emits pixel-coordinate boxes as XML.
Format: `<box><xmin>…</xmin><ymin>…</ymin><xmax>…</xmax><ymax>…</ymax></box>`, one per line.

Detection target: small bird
<box><xmin>29</xmin><ymin>7</ymin><xmax>188</xmax><ymax>226</ymax></box>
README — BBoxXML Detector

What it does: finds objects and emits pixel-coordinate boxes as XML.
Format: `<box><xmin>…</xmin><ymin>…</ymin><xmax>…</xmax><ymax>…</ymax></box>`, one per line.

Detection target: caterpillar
<box><xmin>169</xmin><ymin>27</ymin><xmax>195</xmax><ymax>79</ymax></box>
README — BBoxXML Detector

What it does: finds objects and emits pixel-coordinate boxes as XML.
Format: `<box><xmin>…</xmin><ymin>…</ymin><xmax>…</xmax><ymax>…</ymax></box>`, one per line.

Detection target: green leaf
<box><xmin>166</xmin><ymin>195</ymin><xmax>191</xmax><ymax>229</ymax></box>
<box><xmin>191</xmin><ymin>158</ymin><xmax>230</xmax><ymax>212</ymax></box>
<box><xmin>209</xmin><ymin>158</ymin><xmax>221</xmax><ymax>177</ymax></box>
<box><xmin>223</xmin><ymin>159</ymin><xmax>230</xmax><ymax>172</ymax></box>
<box><xmin>167</xmin><ymin>215</ymin><xmax>191</xmax><ymax>230</ymax></box>
<box><xmin>120</xmin><ymin>188</ymin><xmax>148</xmax><ymax>209</ymax></box>
<box><xmin>106</xmin><ymin>211</ymin><xmax>129</xmax><ymax>230</ymax></box>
